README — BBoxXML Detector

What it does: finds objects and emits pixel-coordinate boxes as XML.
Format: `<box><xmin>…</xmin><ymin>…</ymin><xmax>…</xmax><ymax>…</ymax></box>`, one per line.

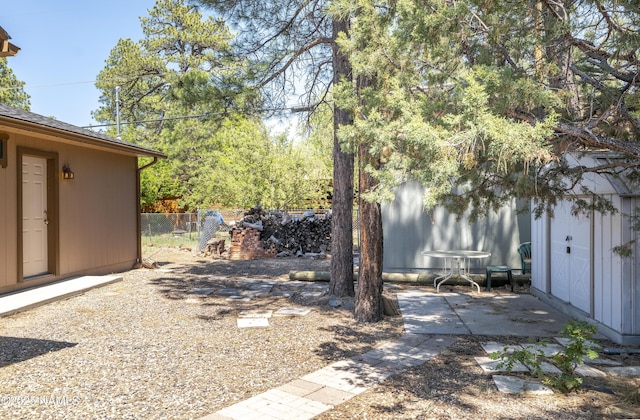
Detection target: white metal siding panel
<box><xmin>609</xmin><ymin>196</ymin><xmax>624</xmax><ymax>332</ymax></box>
<box><xmin>530</xmin><ymin>210</ymin><xmax>548</xmax><ymax>292</ymax></box>
<box><xmin>593</xmin><ymin>200</ymin><xmax>621</xmax><ymax>330</ymax></box>
<box><xmin>382</xmin><ymin>181</ymin><xmax>530</xmax><ymax>271</ymax></box>
<box><xmin>622</xmin><ymin>197</ymin><xmax>640</xmax><ymax>335</ymax></box>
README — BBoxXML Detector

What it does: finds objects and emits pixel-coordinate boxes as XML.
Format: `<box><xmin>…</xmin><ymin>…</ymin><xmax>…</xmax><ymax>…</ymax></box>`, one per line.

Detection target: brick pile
<box><xmin>228</xmin><ymin>228</ymin><xmax>277</xmax><ymax>260</ymax></box>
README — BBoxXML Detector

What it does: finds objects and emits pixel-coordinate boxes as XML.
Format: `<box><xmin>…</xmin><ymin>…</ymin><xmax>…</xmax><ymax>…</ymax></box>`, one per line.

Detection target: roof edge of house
<box><xmin>0</xmin><ymin>104</ymin><xmax>166</xmax><ymax>159</ymax></box>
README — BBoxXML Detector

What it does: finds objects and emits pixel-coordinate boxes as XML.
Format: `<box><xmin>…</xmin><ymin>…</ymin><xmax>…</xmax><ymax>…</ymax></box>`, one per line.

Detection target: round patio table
<box><xmin>421</xmin><ymin>250</ymin><xmax>491</xmax><ymax>293</ymax></box>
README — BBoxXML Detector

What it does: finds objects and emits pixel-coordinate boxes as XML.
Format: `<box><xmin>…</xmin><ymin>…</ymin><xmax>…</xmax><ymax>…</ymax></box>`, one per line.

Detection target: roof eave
<box><xmin>0</xmin><ymin>115</ymin><xmax>166</xmax><ymax>159</ymax></box>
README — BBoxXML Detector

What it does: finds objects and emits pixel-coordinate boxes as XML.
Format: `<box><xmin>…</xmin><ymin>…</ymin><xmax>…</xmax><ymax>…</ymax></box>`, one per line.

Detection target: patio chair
<box><xmin>486</xmin><ymin>265</ymin><xmax>514</xmax><ymax>292</ymax></box>
<box><xmin>518</xmin><ymin>242</ymin><xmax>532</xmax><ymax>274</ymax></box>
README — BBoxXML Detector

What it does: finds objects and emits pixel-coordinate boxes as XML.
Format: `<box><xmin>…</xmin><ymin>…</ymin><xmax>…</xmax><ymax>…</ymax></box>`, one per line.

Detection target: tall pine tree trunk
<box><xmin>355</xmin><ymin>141</ymin><xmax>383</xmax><ymax>322</ymax></box>
<box><xmin>329</xmin><ymin>17</ymin><xmax>355</xmax><ymax>299</ymax></box>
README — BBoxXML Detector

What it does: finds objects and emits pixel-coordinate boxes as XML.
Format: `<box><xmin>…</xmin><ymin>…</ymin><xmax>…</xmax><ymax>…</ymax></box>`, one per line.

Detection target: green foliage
<box><xmin>93</xmin><ymin>0</ymin><xmax>332</xmax><ymax>210</ymax></box>
<box><xmin>489</xmin><ymin>342</ymin><xmax>548</xmax><ymax>379</ymax></box>
<box><xmin>0</xmin><ymin>58</ymin><xmax>30</xmax><ymax>110</ymax></box>
<box><xmin>489</xmin><ymin>321</ymin><xmax>600</xmax><ymax>393</ymax></box>
<box><xmin>326</xmin><ymin>0</ymin><xmax>640</xmax><ymax>227</ymax></box>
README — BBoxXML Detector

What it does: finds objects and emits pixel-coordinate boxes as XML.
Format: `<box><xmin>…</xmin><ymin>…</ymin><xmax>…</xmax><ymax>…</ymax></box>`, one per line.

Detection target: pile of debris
<box><xmin>232</xmin><ymin>206</ymin><xmax>332</xmax><ymax>258</ymax></box>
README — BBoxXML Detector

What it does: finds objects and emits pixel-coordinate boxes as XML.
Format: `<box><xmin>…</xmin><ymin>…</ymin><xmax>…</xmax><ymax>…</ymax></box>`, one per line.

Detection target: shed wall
<box><xmin>593</xmin><ymin>195</ymin><xmax>624</xmax><ymax>333</ymax></box>
<box><xmin>531</xmin><ymin>192</ymin><xmax>640</xmax><ymax>344</ymax></box>
<box><xmin>382</xmin><ymin>181</ymin><xmax>530</xmax><ymax>272</ymax></box>
<box><xmin>621</xmin><ymin>196</ymin><xmax>640</xmax><ymax>336</ymax></box>
<box><xmin>530</xmin><ymin>211</ymin><xmax>549</xmax><ymax>293</ymax></box>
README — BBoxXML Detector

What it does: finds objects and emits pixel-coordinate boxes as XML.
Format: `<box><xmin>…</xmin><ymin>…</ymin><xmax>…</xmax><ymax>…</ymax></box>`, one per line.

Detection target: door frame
<box><xmin>17</xmin><ymin>147</ymin><xmax>59</xmax><ymax>281</ymax></box>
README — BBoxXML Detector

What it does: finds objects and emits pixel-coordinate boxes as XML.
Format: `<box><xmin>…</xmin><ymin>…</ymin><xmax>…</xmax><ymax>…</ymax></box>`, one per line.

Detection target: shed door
<box><xmin>22</xmin><ymin>155</ymin><xmax>49</xmax><ymax>277</ymax></box>
<box><xmin>550</xmin><ymin>200</ymin><xmax>591</xmax><ymax>314</ymax></box>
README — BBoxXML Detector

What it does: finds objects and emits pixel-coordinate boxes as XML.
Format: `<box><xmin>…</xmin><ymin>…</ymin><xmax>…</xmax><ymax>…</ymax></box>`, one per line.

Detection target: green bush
<box><xmin>489</xmin><ymin>320</ymin><xmax>600</xmax><ymax>393</ymax></box>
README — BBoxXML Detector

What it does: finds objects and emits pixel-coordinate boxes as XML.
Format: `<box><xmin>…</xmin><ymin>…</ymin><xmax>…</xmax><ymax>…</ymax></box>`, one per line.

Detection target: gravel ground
<box><xmin>1</xmin><ymin>246</ymin><xmax>639</xmax><ymax>419</ymax></box>
<box><xmin>0</xmin><ymin>248</ymin><xmax>402</xmax><ymax>419</ymax></box>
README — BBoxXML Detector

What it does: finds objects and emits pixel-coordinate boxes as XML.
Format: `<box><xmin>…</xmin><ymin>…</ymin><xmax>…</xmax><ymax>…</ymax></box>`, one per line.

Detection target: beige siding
<box><xmin>1</xmin><ymin>130</ymin><xmax>139</xmax><ymax>292</ymax></box>
<box><xmin>58</xmin><ymin>146</ymin><xmax>137</xmax><ymax>274</ymax></box>
<box><xmin>0</xmin><ymin>138</ymin><xmax>17</xmax><ymax>289</ymax></box>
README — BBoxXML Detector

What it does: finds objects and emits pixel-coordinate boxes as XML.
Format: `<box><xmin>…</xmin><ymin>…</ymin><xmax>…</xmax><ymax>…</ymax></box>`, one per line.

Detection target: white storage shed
<box><xmin>531</xmin><ymin>153</ymin><xmax>640</xmax><ymax>345</ymax></box>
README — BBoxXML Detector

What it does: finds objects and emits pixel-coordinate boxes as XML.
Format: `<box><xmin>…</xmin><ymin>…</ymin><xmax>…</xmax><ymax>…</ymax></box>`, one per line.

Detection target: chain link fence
<box><xmin>141</xmin><ymin>208</ymin><xmax>360</xmax><ymax>252</ymax></box>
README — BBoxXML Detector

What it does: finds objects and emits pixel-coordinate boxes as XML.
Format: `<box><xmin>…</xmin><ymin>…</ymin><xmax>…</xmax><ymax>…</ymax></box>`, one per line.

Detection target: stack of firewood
<box><xmin>235</xmin><ymin>206</ymin><xmax>332</xmax><ymax>257</ymax></box>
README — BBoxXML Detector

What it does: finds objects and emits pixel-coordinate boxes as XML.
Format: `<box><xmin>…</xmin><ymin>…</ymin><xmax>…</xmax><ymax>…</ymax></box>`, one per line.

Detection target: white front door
<box><xmin>22</xmin><ymin>155</ymin><xmax>49</xmax><ymax>277</ymax></box>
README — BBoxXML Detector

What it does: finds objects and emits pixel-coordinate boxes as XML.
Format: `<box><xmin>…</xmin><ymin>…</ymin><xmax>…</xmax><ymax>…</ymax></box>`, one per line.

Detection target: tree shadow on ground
<box><xmin>329</xmin><ymin>335</ymin><xmax>640</xmax><ymax>420</ymax></box>
<box><xmin>0</xmin><ymin>336</ymin><xmax>77</xmax><ymax>368</ymax></box>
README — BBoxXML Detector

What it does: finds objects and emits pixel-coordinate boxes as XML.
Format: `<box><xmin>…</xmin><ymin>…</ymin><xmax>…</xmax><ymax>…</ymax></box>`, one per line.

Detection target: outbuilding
<box><xmin>383</xmin><ymin>180</ymin><xmax>531</xmax><ymax>272</ymax></box>
<box><xmin>531</xmin><ymin>153</ymin><xmax>640</xmax><ymax>345</ymax></box>
<box><xmin>0</xmin><ymin>104</ymin><xmax>165</xmax><ymax>294</ymax></box>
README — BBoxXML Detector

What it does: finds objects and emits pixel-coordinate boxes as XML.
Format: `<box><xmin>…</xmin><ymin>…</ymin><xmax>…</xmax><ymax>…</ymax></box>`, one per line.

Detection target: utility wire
<box><xmin>82</xmin><ymin>106</ymin><xmax>314</xmax><ymax>129</ymax></box>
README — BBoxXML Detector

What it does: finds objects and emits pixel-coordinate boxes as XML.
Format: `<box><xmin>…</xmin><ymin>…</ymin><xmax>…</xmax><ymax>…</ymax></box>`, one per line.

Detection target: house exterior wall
<box><xmin>0</xmin><ymin>129</ymin><xmax>139</xmax><ymax>293</ymax></box>
<box><xmin>57</xmin><ymin>144</ymin><xmax>138</xmax><ymax>275</ymax></box>
<box><xmin>0</xmin><ymin>137</ymin><xmax>18</xmax><ymax>290</ymax></box>
<box><xmin>382</xmin><ymin>181</ymin><xmax>530</xmax><ymax>272</ymax></box>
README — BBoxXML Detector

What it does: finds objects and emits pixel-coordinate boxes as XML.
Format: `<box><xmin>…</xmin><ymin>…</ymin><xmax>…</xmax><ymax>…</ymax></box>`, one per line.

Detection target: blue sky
<box><xmin>1</xmin><ymin>1</ymin><xmax>157</xmax><ymax>127</ymax></box>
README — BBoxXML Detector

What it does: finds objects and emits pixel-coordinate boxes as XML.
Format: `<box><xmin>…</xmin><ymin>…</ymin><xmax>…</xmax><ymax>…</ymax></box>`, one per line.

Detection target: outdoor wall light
<box><xmin>62</xmin><ymin>164</ymin><xmax>74</xmax><ymax>180</ymax></box>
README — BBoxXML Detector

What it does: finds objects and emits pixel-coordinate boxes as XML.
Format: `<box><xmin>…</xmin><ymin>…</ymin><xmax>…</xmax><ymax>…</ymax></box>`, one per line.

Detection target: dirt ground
<box><xmin>146</xmin><ymin>245</ymin><xmax>640</xmax><ymax>419</ymax></box>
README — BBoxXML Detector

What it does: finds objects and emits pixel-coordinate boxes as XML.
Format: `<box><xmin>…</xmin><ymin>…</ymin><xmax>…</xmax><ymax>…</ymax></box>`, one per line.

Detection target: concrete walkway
<box><xmin>201</xmin><ymin>334</ymin><xmax>456</xmax><ymax>420</ymax></box>
<box><xmin>200</xmin><ymin>289</ymin><xmax>578</xmax><ymax>420</ymax></box>
<box><xmin>0</xmin><ymin>275</ymin><xmax>122</xmax><ymax>317</ymax></box>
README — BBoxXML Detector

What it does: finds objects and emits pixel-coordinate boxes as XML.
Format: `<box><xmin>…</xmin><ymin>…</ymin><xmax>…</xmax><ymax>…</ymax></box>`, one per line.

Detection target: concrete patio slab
<box><xmin>397</xmin><ymin>292</ymin><xmax>470</xmax><ymax>335</ymax></box>
<box><xmin>444</xmin><ymin>292</ymin><xmax>572</xmax><ymax>337</ymax></box>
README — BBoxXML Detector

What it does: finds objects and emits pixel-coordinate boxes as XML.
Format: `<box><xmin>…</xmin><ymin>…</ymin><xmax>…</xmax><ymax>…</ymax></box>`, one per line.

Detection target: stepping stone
<box><xmin>283</xmin><ymin>281</ymin><xmax>308</xmax><ymax>289</ymax></box>
<box><xmin>605</xmin><ymin>366</ymin><xmax>640</xmax><ymax>377</ymax></box>
<box><xmin>555</xmin><ymin>337</ymin><xmax>599</xmax><ymax>349</ymax></box>
<box><xmin>249</xmin><ymin>284</ymin><xmax>274</xmax><ymax>292</ymax></box>
<box><xmin>586</xmin><ymin>357</ymin><xmax>622</xmax><ymax>366</ymax></box>
<box><xmin>303</xmin><ymin>284</ymin><xmax>328</xmax><ymax>291</ymax></box>
<box><xmin>539</xmin><ymin>361</ymin><xmax>562</xmax><ymax>374</ymax></box>
<box><xmin>238</xmin><ymin>310</ymin><xmax>273</xmax><ymax>318</ymax></box>
<box><xmin>271</xmin><ymin>290</ymin><xmax>295</xmax><ymax>298</ymax></box>
<box><xmin>226</xmin><ymin>295</ymin><xmax>251</xmax><ymax>302</ymax></box>
<box><xmin>237</xmin><ymin>317</ymin><xmax>270</xmax><ymax>328</ymax></box>
<box><xmin>186</xmin><ymin>288</ymin><xmax>215</xmax><ymax>295</ymax></box>
<box><xmin>475</xmin><ymin>356</ymin><xmax>528</xmax><ymax>373</ymax></box>
<box><xmin>493</xmin><ymin>375</ymin><xmax>554</xmax><ymax>395</ymax></box>
<box><xmin>274</xmin><ymin>307</ymin><xmax>311</xmax><ymax>317</ymax></box>
<box><xmin>218</xmin><ymin>288</ymin><xmax>243</xmax><ymax>296</ymax></box>
<box><xmin>576</xmin><ymin>364</ymin><xmax>606</xmax><ymax>377</ymax></box>
<box><xmin>521</xmin><ymin>343</ymin><xmax>563</xmax><ymax>357</ymax></box>
<box><xmin>244</xmin><ymin>290</ymin><xmax>271</xmax><ymax>298</ymax></box>
<box><xmin>481</xmin><ymin>342</ymin><xmax>520</xmax><ymax>355</ymax></box>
